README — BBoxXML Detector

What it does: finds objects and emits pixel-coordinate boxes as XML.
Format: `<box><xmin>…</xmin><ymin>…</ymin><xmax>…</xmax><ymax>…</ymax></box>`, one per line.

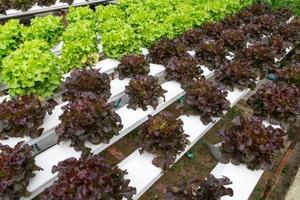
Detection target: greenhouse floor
<box><xmin>96</xmin><ymin>93</ymin><xmax>300</xmax><ymax>200</ymax></box>
<box><xmin>250</xmin><ymin>143</ymin><xmax>300</xmax><ymax>200</ymax></box>
<box><xmin>285</xmin><ymin>169</ymin><xmax>300</xmax><ymax>200</ymax></box>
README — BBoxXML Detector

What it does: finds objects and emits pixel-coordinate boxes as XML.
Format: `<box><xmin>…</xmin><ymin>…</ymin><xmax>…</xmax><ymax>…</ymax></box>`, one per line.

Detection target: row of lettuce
<box><xmin>0</xmin><ymin>0</ymin><xmax>254</xmax><ymax>97</ymax></box>
<box><xmin>1</xmin><ymin>3</ymin><xmax>299</xmax><ymax>199</ymax></box>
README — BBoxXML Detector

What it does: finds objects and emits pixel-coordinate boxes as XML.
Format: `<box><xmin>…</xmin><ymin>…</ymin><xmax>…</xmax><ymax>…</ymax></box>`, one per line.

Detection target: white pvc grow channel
<box><xmin>21</xmin><ymin>64</ymin><xmax>214</xmax><ymax>200</ymax></box>
<box><xmin>1</xmin><ymin>16</ymin><xmax>294</xmax><ymax>200</ymax></box>
<box><xmin>211</xmin><ymin>123</ymin><xmax>283</xmax><ymax>200</ymax></box>
<box><xmin>1</xmin><ymin>0</ymin><xmax>112</xmax><ymax>20</ymax></box>
<box><xmin>0</xmin><ymin>47</ymin><xmax>211</xmax><ymax>149</ymax></box>
<box><xmin>115</xmin><ymin>33</ymin><xmax>295</xmax><ymax>199</ymax></box>
<box><xmin>0</xmin><ymin>62</ymin><xmax>169</xmax><ymax>149</ymax></box>
<box><xmin>0</xmin><ymin>58</ymin><xmax>121</xmax><ymax>147</ymax></box>
<box><xmin>118</xmin><ymin>87</ymin><xmax>250</xmax><ymax>199</ymax></box>
<box><xmin>0</xmin><ymin>57</ymin><xmax>119</xmax><ymax>100</ymax></box>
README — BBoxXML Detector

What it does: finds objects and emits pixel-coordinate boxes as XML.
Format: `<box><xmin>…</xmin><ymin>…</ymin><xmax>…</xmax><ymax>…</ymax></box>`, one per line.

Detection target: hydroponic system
<box><xmin>0</xmin><ymin>0</ymin><xmax>299</xmax><ymax>200</ymax></box>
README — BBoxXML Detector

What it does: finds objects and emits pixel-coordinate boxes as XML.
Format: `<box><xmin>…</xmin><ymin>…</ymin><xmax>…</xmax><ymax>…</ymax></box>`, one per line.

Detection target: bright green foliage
<box><xmin>67</xmin><ymin>6</ymin><xmax>96</xmax><ymax>25</ymax></box>
<box><xmin>101</xmin><ymin>20</ymin><xmax>140</xmax><ymax>58</ymax></box>
<box><xmin>60</xmin><ymin>21</ymin><xmax>98</xmax><ymax>73</ymax></box>
<box><xmin>98</xmin><ymin>0</ymin><xmax>253</xmax><ymax>58</ymax></box>
<box><xmin>204</xmin><ymin>0</ymin><xmax>234</xmax><ymax>21</ymax></box>
<box><xmin>218</xmin><ymin>0</ymin><xmax>247</xmax><ymax>16</ymax></box>
<box><xmin>0</xmin><ymin>19</ymin><xmax>23</xmax><ymax>66</ymax></box>
<box><xmin>260</xmin><ymin>0</ymin><xmax>300</xmax><ymax>15</ymax></box>
<box><xmin>1</xmin><ymin>0</ymin><xmax>255</xmax><ymax>61</ymax></box>
<box><xmin>0</xmin><ymin>0</ymin><xmax>257</xmax><ymax>97</ymax></box>
<box><xmin>231</xmin><ymin>0</ymin><xmax>254</xmax><ymax>12</ymax></box>
<box><xmin>177</xmin><ymin>1</ymin><xmax>211</xmax><ymax>27</ymax></box>
<box><xmin>117</xmin><ymin>0</ymin><xmax>141</xmax><ymax>11</ymax></box>
<box><xmin>62</xmin><ymin>20</ymin><xmax>95</xmax><ymax>43</ymax></box>
<box><xmin>138</xmin><ymin>21</ymin><xmax>170</xmax><ymax>47</ymax></box>
<box><xmin>95</xmin><ymin>4</ymin><xmax>125</xmax><ymax>27</ymax></box>
<box><xmin>60</xmin><ymin>42</ymin><xmax>99</xmax><ymax>73</ymax></box>
<box><xmin>126</xmin><ymin>6</ymin><xmax>169</xmax><ymax>46</ymax></box>
<box><xmin>240</xmin><ymin>0</ymin><xmax>256</xmax><ymax>6</ymax></box>
<box><xmin>140</xmin><ymin>0</ymin><xmax>173</xmax><ymax>21</ymax></box>
<box><xmin>165</xmin><ymin>4</ymin><xmax>197</xmax><ymax>38</ymax></box>
<box><xmin>1</xmin><ymin>40</ymin><xmax>62</xmax><ymax>97</ymax></box>
<box><xmin>22</xmin><ymin>15</ymin><xmax>64</xmax><ymax>46</ymax></box>
<box><xmin>126</xmin><ymin>5</ymin><xmax>155</xmax><ymax>27</ymax></box>
<box><xmin>99</xmin><ymin>19</ymin><xmax>129</xmax><ymax>34</ymax></box>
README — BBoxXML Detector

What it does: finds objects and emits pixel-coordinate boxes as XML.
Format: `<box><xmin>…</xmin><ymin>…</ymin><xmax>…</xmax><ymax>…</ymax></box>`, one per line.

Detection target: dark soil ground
<box><xmin>99</xmin><ymin>98</ymin><xmax>300</xmax><ymax>200</ymax></box>
<box><xmin>138</xmin><ymin>105</ymin><xmax>245</xmax><ymax>200</ymax></box>
<box><xmin>249</xmin><ymin>143</ymin><xmax>300</xmax><ymax>200</ymax></box>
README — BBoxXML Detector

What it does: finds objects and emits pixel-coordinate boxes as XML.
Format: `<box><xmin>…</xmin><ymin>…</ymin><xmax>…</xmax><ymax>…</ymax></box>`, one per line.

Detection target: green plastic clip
<box><xmin>179</xmin><ymin>96</ymin><xmax>185</xmax><ymax>103</ymax></box>
<box><xmin>186</xmin><ymin>151</ymin><xmax>195</xmax><ymax>160</ymax></box>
